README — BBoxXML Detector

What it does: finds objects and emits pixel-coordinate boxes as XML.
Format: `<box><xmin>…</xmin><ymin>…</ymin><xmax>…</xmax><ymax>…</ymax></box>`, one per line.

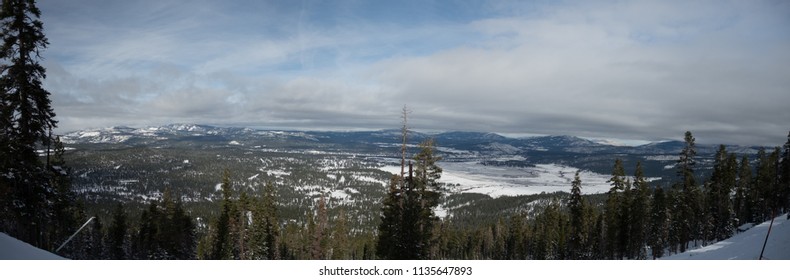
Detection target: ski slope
<box><xmin>662</xmin><ymin>214</ymin><xmax>790</xmax><ymax>260</ymax></box>
<box><xmin>0</xmin><ymin>233</ymin><xmax>67</xmax><ymax>260</ymax></box>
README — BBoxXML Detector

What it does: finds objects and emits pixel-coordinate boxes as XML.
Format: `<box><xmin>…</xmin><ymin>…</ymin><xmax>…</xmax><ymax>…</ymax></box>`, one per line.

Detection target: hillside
<box><xmin>0</xmin><ymin>233</ymin><xmax>67</xmax><ymax>260</ymax></box>
<box><xmin>662</xmin><ymin>214</ymin><xmax>790</xmax><ymax>260</ymax></box>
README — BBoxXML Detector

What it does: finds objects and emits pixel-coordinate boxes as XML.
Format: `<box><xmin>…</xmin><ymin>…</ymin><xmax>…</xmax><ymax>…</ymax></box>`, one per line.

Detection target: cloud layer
<box><xmin>38</xmin><ymin>0</ymin><xmax>790</xmax><ymax>145</ymax></box>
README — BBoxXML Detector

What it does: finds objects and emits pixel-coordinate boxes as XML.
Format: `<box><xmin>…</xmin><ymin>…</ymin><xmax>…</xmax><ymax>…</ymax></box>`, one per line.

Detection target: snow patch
<box><xmin>662</xmin><ymin>214</ymin><xmax>790</xmax><ymax>260</ymax></box>
<box><xmin>0</xmin><ymin>233</ymin><xmax>67</xmax><ymax>260</ymax></box>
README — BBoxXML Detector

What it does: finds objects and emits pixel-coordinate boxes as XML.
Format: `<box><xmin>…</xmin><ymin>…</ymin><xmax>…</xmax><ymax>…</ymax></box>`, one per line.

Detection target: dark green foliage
<box><xmin>107</xmin><ymin>203</ymin><xmax>128</xmax><ymax>259</ymax></box>
<box><xmin>209</xmin><ymin>169</ymin><xmax>233</xmax><ymax>259</ymax></box>
<box><xmin>734</xmin><ymin>156</ymin><xmax>753</xmax><ymax>224</ymax></box>
<box><xmin>531</xmin><ymin>201</ymin><xmax>568</xmax><ymax>260</ymax></box>
<box><xmin>567</xmin><ymin>171</ymin><xmax>591</xmax><ymax>259</ymax></box>
<box><xmin>0</xmin><ymin>0</ymin><xmax>71</xmax><ymax>250</ymax></box>
<box><xmin>376</xmin><ymin>139</ymin><xmax>442</xmax><ymax>260</ymax></box>
<box><xmin>252</xmin><ymin>181</ymin><xmax>280</xmax><ymax>260</ymax></box>
<box><xmin>130</xmin><ymin>189</ymin><xmax>196</xmax><ymax>259</ymax></box>
<box><xmin>648</xmin><ymin>187</ymin><xmax>669</xmax><ymax>259</ymax></box>
<box><xmin>627</xmin><ymin>162</ymin><xmax>650</xmax><ymax>259</ymax></box>
<box><xmin>604</xmin><ymin>158</ymin><xmax>626</xmax><ymax>259</ymax></box>
<box><xmin>705</xmin><ymin>145</ymin><xmax>736</xmax><ymax>242</ymax></box>
<box><xmin>672</xmin><ymin>131</ymin><xmax>698</xmax><ymax>253</ymax></box>
<box><xmin>781</xmin><ymin>132</ymin><xmax>790</xmax><ymax>214</ymax></box>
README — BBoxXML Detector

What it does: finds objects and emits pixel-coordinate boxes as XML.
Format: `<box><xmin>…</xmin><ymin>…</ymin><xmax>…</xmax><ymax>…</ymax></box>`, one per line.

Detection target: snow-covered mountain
<box><xmin>63</xmin><ymin>124</ymin><xmax>636</xmax><ymax>150</ymax></box>
<box><xmin>662</xmin><ymin>214</ymin><xmax>790</xmax><ymax>260</ymax></box>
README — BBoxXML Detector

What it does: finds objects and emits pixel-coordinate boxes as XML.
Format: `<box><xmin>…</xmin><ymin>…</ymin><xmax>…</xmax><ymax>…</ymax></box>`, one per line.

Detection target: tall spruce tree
<box><xmin>648</xmin><ymin>187</ymin><xmax>669</xmax><ymax>259</ymax></box>
<box><xmin>781</xmin><ymin>131</ymin><xmax>790</xmax><ymax>214</ymax></box>
<box><xmin>0</xmin><ymin>0</ymin><xmax>61</xmax><ymax>248</ymax></box>
<box><xmin>706</xmin><ymin>145</ymin><xmax>735</xmax><ymax>241</ymax></box>
<box><xmin>627</xmin><ymin>162</ymin><xmax>650</xmax><ymax>259</ymax></box>
<box><xmin>331</xmin><ymin>208</ymin><xmax>350</xmax><ymax>260</ymax></box>
<box><xmin>735</xmin><ymin>155</ymin><xmax>753</xmax><ymax>224</ymax></box>
<box><xmin>674</xmin><ymin>131</ymin><xmax>697</xmax><ymax>252</ymax></box>
<box><xmin>604</xmin><ymin>158</ymin><xmax>626</xmax><ymax>259</ymax></box>
<box><xmin>376</xmin><ymin>114</ymin><xmax>442</xmax><ymax>260</ymax></box>
<box><xmin>567</xmin><ymin>171</ymin><xmax>589</xmax><ymax>259</ymax></box>
<box><xmin>251</xmin><ymin>181</ymin><xmax>279</xmax><ymax>260</ymax></box>
<box><xmin>210</xmin><ymin>169</ymin><xmax>234</xmax><ymax>259</ymax></box>
<box><xmin>107</xmin><ymin>203</ymin><xmax>128</xmax><ymax>259</ymax></box>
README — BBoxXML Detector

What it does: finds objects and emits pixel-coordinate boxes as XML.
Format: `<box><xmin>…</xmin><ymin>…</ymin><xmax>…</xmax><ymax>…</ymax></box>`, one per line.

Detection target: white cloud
<box><xmin>39</xmin><ymin>0</ymin><xmax>790</xmax><ymax>146</ymax></box>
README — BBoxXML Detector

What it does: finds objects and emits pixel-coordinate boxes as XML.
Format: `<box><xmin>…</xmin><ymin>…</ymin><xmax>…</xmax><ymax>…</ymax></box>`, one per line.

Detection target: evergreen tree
<box><xmin>107</xmin><ymin>203</ymin><xmax>128</xmax><ymax>259</ymax></box>
<box><xmin>376</xmin><ymin>139</ymin><xmax>443</xmax><ymax>260</ymax></box>
<box><xmin>735</xmin><ymin>156</ymin><xmax>753</xmax><ymax>224</ymax></box>
<box><xmin>604</xmin><ymin>158</ymin><xmax>626</xmax><ymax>259</ymax></box>
<box><xmin>0</xmin><ymin>0</ymin><xmax>62</xmax><ymax>248</ymax></box>
<box><xmin>567</xmin><ymin>171</ymin><xmax>589</xmax><ymax>259</ymax></box>
<box><xmin>648</xmin><ymin>187</ymin><xmax>669</xmax><ymax>259</ymax></box>
<box><xmin>331</xmin><ymin>208</ymin><xmax>350</xmax><ymax>260</ymax></box>
<box><xmin>627</xmin><ymin>162</ymin><xmax>650</xmax><ymax>259</ymax></box>
<box><xmin>311</xmin><ymin>194</ymin><xmax>330</xmax><ymax>259</ymax></box>
<box><xmin>674</xmin><ymin>131</ymin><xmax>697</xmax><ymax>252</ymax></box>
<box><xmin>781</xmin><ymin>131</ymin><xmax>790</xmax><ymax>214</ymax></box>
<box><xmin>258</xmin><ymin>181</ymin><xmax>279</xmax><ymax>260</ymax></box>
<box><xmin>47</xmin><ymin>135</ymin><xmax>76</xmax><ymax>250</ymax></box>
<box><xmin>210</xmin><ymin>169</ymin><xmax>234</xmax><ymax>259</ymax></box>
<box><xmin>754</xmin><ymin>148</ymin><xmax>778</xmax><ymax>221</ymax></box>
<box><xmin>505</xmin><ymin>214</ymin><xmax>527</xmax><ymax>259</ymax></box>
<box><xmin>531</xmin><ymin>201</ymin><xmax>567</xmax><ymax>260</ymax></box>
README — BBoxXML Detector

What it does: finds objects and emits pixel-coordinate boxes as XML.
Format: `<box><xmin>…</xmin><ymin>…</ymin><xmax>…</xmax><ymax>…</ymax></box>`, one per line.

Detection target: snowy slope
<box><xmin>0</xmin><ymin>233</ymin><xmax>67</xmax><ymax>260</ymax></box>
<box><xmin>662</xmin><ymin>214</ymin><xmax>790</xmax><ymax>260</ymax></box>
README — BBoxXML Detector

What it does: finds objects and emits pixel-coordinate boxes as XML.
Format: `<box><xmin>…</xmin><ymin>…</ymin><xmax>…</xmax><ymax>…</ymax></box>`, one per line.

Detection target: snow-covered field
<box><xmin>379</xmin><ymin>162</ymin><xmax>618</xmax><ymax>198</ymax></box>
<box><xmin>662</xmin><ymin>214</ymin><xmax>790</xmax><ymax>260</ymax></box>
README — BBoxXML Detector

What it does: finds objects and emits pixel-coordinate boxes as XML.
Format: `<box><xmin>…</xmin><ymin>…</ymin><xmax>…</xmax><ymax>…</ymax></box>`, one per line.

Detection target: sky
<box><xmin>36</xmin><ymin>0</ymin><xmax>790</xmax><ymax>146</ymax></box>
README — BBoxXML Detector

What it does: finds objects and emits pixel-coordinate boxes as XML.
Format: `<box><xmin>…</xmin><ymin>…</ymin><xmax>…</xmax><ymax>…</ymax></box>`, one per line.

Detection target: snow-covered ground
<box><xmin>662</xmin><ymin>214</ymin><xmax>790</xmax><ymax>260</ymax></box>
<box><xmin>0</xmin><ymin>233</ymin><xmax>67</xmax><ymax>260</ymax></box>
<box><xmin>379</xmin><ymin>162</ymin><xmax>619</xmax><ymax>198</ymax></box>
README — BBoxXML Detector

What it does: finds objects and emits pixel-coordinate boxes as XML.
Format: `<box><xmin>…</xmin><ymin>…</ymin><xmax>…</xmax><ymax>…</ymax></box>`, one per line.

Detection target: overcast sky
<box><xmin>38</xmin><ymin>0</ymin><xmax>790</xmax><ymax>145</ymax></box>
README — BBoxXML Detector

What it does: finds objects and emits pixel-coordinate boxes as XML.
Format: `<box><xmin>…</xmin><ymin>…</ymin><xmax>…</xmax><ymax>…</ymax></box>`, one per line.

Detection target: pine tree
<box><xmin>250</xmin><ymin>181</ymin><xmax>279</xmax><ymax>260</ymax></box>
<box><xmin>376</xmin><ymin>113</ymin><xmax>443</xmax><ymax>260</ymax></box>
<box><xmin>781</xmin><ymin>131</ymin><xmax>790</xmax><ymax>214</ymax></box>
<box><xmin>107</xmin><ymin>203</ymin><xmax>128</xmax><ymax>259</ymax></box>
<box><xmin>648</xmin><ymin>187</ymin><xmax>669</xmax><ymax>259</ymax></box>
<box><xmin>331</xmin><ymin>207</ymin><xmax>350</xmax><ymax>260</ymax></box>
<box><xmin>47</xmin><ymin>135</ymin><xmax>76</xmax><ymax>250</ymax></box>
<box><xmin>567</xmin><ymin>171</ymin><xmax>588</xmax><ymax>259</ymax></box>
<box><xmin>674</xmin><ymin>131</ymin><xmax>697</xmax><ymax>252</ymax></box>
<box><xmin>706</xmin><ymin>145</ymin><xmax>735</xmax><ymax>241</ymax></box>
<box><xmin>604</xmin><ymin>158</ymin><xmax>625</xmax><ymax>259</ymax></box>
<box><xmin>0</xmin><ymin>0</ymin><xmax>60</xmax><ymax>248</ymax></box>
<box><xmin>735</xmin><ymin>155</ymin><xmax>753</xmax><ymax>224</ymax></box>
<box><xmin>311</xmin><ymin>194</ymin><xmax>330</xmax><ymax>259</ymax></box>
<box><xmin>754</xmin><ymin>148</ymin><xmax>778</xmax><ymax>222</ymax></box>
<box><xmin>627</xmin><ymin>162</ymin><xmax>650</xmax><ymax>259</ymax></box>
<box><xmin>210</xmin><ymin>169</ymin><xmax>234</xmax><ymax>259</ymax></box>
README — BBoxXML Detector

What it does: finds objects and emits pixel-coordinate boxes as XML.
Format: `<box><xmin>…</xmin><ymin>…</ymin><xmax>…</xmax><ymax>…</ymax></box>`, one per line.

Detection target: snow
<box><xmin>0</xmin><ymin>233</ymin><xmax>67</xmax><ymax>260</ymax></box>
<box><xmin>266</xmin><ymin>170</ymin><xmax>290</xmax><ymax>177</ymax></box>
<box><xmin>662</xmin><ymin>214</ymin><xmax>790</xmax><ymax>260</ymax></box>
<box><xmin>78</xmin><ymin>131</ymin><xmax>101</xmax><ymax>138</ymax></box>
<box><xmin>247</xmin><ymin>173</ymin><xmax>260</xmax><ymax>180</ymax></box>
<box><xmin>379</xmin><ymin>162</ymin><xmax>616</xmax><ymax>198</ymax></box>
